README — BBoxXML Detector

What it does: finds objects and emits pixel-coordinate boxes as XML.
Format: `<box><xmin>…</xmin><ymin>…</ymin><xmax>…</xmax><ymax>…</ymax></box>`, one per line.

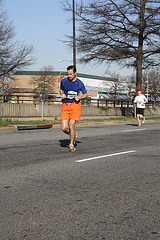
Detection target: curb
<box><xmin>0</xmin><ymin>126</ymin><xmax>17</xmax><ymax>132</ymax></box>
<box><xmin>0</xmin><ymin>119</ymin><xmax>160</xmax><ymax>132</ymax></box>
<box><xmin>17</xmin><ymin>124</ymin><xmax>53</xmax><ymax>131</ymax></box>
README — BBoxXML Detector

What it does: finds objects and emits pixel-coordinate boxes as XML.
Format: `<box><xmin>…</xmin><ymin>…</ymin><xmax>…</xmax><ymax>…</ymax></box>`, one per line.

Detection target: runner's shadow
<box><xmin>127</xmin><ymin>123</ymin><xmax>138</xmax><ymax>127</ymax></box>
<box><xmin>59</xmin><ymin>139</ymin><xmax>69</xmax><ymax>148</ymax></box>
<box><xmin>59</xmin><ymin>139</ymin><xmax>81</xmax><ymax>148</ymax></box>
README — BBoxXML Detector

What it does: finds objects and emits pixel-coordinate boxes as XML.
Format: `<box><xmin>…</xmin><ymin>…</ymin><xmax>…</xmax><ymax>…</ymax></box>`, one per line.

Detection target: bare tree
<box><xmin>29</xmin><ymin>66</ymin><xmax>57</xmax><ymax>103</ymax></box>
<box><xmin>122</xmin><ymin>74</ymin><xmax>137</xmax><ymax>101</ymax></box>
<box><xmin>30</xmin><ymin>65</ymin><xmax>57</xmax><ymax>93</ymax></box>
<box><xmin>62</xmin><ymin>0</ymin><xmax>160</xmax><ymax>90</ymax></box>
<box><xmin>103</xmin><ymin>71</ymin><xmax>120</xmax><ymax>99</ymax></box>
<box><xmin>0</xmin><ymin>1</ymin><xmax>35</xmax><ymax>80</ymax></box>
<box><xmin>143</xmin><ymin>68</ymin><xmax>160</xmax><ymax>101</ymax></box>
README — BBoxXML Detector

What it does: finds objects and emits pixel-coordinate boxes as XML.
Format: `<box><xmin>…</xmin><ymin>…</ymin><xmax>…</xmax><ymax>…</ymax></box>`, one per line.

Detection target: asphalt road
<box><xmin>0</xmin><ymin>122</ymin><xmax>160</xmax><ymax>240</ymax></box>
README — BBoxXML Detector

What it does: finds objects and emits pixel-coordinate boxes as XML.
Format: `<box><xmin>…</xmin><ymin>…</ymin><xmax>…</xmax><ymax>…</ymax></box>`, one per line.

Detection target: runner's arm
<box><xmin>60</xmin><ymin>89</ymin><xmax>66</xmax><ymax>100</ymax></box>
<box><xmin>142</xmin><ymin>98</ymin><xmax>148</xmax><ymax>105</ymax></box>
<box><xmin>75</xmin><ymin>92</ymin><xmax>88</xmax><ymax>102</ymax></box>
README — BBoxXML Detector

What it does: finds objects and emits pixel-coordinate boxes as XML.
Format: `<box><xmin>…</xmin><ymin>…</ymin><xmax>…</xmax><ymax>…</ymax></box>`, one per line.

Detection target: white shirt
<box><xmin>134</xmin><ymin>94</ymin><xmax>147</xmax><ymax>108</ymax></box>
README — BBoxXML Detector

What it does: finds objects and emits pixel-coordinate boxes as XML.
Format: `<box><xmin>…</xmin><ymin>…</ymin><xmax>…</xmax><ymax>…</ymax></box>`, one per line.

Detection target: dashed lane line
<box><xmin>75</xmin><ymin>150</ymin><xmax>136</xmax><ymax>163</ymax></box>
<box><xmin>122</xmin><ymin>128</ymin><xmax>146</xmax><ymax>132</ymax></box>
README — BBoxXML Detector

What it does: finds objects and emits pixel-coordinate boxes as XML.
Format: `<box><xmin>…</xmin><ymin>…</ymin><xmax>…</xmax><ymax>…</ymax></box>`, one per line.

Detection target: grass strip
<box><xmin>1</xmin><ymin>116</ymin><xmax>160</xmax><ymax>127</ymax></box>
<box><xmin>0</xmin><ymin>118</ymin><xmax>60</xmax><ymax>127</ymax></box>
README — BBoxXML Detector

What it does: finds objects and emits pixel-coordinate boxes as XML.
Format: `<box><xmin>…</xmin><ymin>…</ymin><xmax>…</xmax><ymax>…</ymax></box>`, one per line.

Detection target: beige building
<box><xmin>11</xmin><ymin>71</ymin><xmax>116</xmax><ymax>103</ymax></box>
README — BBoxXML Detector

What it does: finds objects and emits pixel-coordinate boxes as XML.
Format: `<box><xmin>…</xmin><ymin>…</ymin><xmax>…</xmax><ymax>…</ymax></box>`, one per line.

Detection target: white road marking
<box><xmin>75</xmin><ymin>150</ymin><xmax>136</xmax><ymax>163</ymax></box>
<box><xmin>123</xmin><ymin>128</ymin><xmax>146</xmax><ymax>132</ymax></box>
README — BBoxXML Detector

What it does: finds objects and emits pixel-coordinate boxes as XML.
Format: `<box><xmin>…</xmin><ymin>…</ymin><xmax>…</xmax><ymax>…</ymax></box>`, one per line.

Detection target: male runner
<box><xmin>134</xmin><ymin>89</ymin><xmax>148</xmax><ymax>127</ymax></box>
<box><xmin>60</xmin><ymin>65</ymin><xmax>88</xmax><ymax>152</ymax></box>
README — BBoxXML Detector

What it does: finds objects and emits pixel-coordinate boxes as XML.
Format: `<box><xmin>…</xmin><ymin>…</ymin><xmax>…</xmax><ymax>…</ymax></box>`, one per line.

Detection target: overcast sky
<box><xmin>3</xmin><ymin>0</ymin><xmax>134</xmax><ymax>77</ymax></box>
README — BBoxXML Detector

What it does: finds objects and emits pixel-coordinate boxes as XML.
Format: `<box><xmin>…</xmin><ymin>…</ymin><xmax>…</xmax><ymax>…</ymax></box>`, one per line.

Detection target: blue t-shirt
<box><xmin>60</xmin><ymin>77</ymin><xmax>87</xmax><ymax>103</ymax></box>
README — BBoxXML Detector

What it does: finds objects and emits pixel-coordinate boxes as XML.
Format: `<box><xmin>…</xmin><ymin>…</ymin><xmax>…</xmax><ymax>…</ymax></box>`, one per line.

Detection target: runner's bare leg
<box><xmin>61</xmin><ymin>120</ymin><xmax>69</xmax><ymax>135</ymax></box>
<box><xmin>137</xmin><ymin>114</ymin><xmax>141</xmax><ymax>126</ymax></box>
<box><xmin>140</xmin><ymin>114</ymin><xmax>144</xmax><ymax>121</ymax></box>
<box><xmin>69</xmin><ymin>119</ymin><xmax>76</xmax><ymax>145</ymax></box>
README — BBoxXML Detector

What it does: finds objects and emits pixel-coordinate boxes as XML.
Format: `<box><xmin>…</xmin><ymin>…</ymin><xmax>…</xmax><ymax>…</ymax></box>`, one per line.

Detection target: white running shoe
<box><xmin>69</xmin><ymin>144</ymin><xmax>76</xmax><ymax>152</ymax></box>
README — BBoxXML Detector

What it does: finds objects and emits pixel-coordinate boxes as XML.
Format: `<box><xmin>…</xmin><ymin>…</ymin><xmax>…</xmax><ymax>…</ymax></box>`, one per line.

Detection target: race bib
<box><xmin>67</xmin><ymin>91</ymin><xmax>77</xmax><ymax>99</ymax></box>
<box><xmin>137</xmin><ymin>101</ymin><xmax>142</xmax><ymax>106</ymax></box>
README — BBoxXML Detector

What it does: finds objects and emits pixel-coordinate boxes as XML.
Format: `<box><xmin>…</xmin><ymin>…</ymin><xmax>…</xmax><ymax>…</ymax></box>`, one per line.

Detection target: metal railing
<box><xmin>0</xmin><ymin>94</ymin><xmax>160</xmax><ymax>108</ymax></box>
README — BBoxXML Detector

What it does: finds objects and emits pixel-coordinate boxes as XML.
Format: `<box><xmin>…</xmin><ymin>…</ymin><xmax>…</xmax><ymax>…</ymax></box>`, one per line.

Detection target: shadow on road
<box><xmin>59</xmin><ymin>139</ymin><xmax>81</xmax><ymax>148</ymax></box>
<box><xmin>127</xmin><ymin>123</ymin><xmax>138</xmax><ymax>127</ymax></box>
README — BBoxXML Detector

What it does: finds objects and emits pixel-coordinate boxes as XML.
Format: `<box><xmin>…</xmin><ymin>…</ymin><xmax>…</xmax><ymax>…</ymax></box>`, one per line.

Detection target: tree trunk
<box><xmin>136</xmin><ymin>48</ymin><xmax>143</xmax><ymax>90</ymax></box>
<box><xmin>136</xmin><ymin>0</ymin><xmax>145</xmax><ymax>90</ymax></box>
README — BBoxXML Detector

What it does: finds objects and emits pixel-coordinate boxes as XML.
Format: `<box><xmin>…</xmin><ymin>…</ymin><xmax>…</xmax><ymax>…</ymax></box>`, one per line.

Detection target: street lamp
<box><xmin>154</xmin><ymin>39</ymin><xmax>160</xmax><ymax>42</ymax></box>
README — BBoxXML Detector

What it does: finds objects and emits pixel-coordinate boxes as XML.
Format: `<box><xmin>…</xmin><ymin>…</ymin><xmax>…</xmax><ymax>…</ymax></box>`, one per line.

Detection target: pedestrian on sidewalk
<box><xmin>60</xmin><ymin>65</ymin><xmax>88</xmax><ymax>152</ymax></box>
<box><xmin>134</xmin><ymin>89</ymin><xmax>148</xmax><ymax>127</ymax></box>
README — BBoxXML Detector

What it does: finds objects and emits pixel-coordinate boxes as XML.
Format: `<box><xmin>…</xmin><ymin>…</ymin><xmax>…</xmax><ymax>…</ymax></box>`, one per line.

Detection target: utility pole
<box><xmin>73</xmin><ymin>0</ymin><xmax>76</xmax><ymax>68</ymax></box>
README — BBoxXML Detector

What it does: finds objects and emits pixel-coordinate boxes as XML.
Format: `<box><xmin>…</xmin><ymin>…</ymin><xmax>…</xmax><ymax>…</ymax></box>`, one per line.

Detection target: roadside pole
<box><xmin>40</xmin><ymin>89</ymin><xmax>46</xmax><ymax>121</ymax></box>
<box><xmin>41</xmin><ymin>98</ymin><xmax>44</xmax><ymax>121</ymax></box>
<box><xmin>134</xmin><ymin>104</ymin><xmax>136</xmax><ymax>118</ymax></box>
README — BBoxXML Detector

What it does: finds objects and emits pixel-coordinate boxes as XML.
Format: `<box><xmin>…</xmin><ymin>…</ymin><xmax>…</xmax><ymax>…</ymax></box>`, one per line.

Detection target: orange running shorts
<box><xmin>60</xmin><ymin>102</ymin><xmax>81</xmax><ymax>122</ymax></box>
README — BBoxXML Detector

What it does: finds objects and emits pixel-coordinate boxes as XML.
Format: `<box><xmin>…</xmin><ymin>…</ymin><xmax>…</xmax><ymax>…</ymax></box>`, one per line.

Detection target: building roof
<box><xmin>14</xmin><ymin>71</ymin><xmax>116</xmax><ymax>82</ymax></box>
<box><xmin>86</xmin><ymin>86</ymin><xmax>110</xmax><ymax>92</ymax></box>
